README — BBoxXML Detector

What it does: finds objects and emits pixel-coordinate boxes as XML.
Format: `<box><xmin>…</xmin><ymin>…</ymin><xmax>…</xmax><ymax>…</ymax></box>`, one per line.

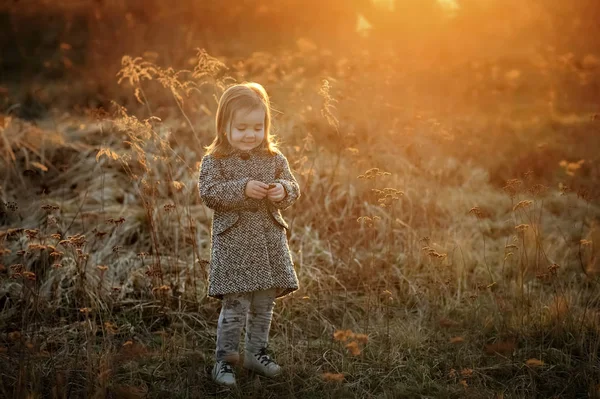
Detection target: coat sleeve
<box><xmin>198</xmin><ymin>155</ymin><xmax>255</xmax><ymax>212</ymax></box>
<box><xmin>271</xmin><ymin>151</ymin><xmax>301</xmax><ymax>210</ymax></box>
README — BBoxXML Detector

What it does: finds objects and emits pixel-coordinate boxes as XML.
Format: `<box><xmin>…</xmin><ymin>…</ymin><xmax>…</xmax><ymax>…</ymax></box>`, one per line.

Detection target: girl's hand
<box><xmin>267</xmin><ymin>183</ymin><xmax>286</xmax><ymax>202</ymax></box>
<box><xmin>245</xmin><ymin>180</ymin><xmax>269</xmax><ymax>199</ymax></box>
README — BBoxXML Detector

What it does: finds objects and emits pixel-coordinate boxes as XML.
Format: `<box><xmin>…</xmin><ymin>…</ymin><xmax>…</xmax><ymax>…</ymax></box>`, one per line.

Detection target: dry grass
<box><xmin>1</xmin><ymin>30</ymin><xmax>600</xmax><ymax>399</ymax></box>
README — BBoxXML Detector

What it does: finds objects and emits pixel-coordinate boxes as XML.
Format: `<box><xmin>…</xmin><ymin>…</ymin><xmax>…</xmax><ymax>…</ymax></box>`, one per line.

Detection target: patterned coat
<box><xmin>198</xmin><ymin>146</ymin><xmax>300</xmax><ymax>300</ymax></box>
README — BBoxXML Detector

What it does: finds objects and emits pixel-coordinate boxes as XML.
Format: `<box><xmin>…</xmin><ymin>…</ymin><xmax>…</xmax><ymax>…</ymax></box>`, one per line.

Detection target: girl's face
<box><xmin>226</xmin><ymin>107</ymin><xmax>266</xmax><ymax>151</ymax></box>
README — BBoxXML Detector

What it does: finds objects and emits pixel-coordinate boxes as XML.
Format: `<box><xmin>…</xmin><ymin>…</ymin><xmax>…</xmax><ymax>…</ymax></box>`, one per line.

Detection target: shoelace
<box><xmin>255</xmin><ymin>348</ymin><xmax>275</xmax><ymax>366</ymax></box>
<box><xmin>219</xmin><ymin>362</ymin><xmax>234</xmax><ymax>374</ymax></box>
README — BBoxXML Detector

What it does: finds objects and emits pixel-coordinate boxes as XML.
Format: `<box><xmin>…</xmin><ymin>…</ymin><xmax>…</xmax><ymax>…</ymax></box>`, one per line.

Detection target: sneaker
<box><xmin>212</xmin><ymin>360</ymin><xmax>236</xmax><ymax>387</ymax></box>
<box><xmin>243</xmin><ymin>347</ymin><xmax>282</xmax><ymax>378</ymax></box>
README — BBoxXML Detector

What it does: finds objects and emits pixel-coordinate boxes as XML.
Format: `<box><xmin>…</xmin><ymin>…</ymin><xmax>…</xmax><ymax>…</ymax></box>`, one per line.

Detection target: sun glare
<box><xmin>437</xmin><ymin>0</ymin><xmax>460</xmax><ymax>12</ymax></box>
<box><xmin>370</xmin><ymin>0</ymin><xmax>460</xmax><ymax>18</ymax></box>
<box><xmin>356</xmin><ymin>14</ymin><xmax>373</xmax><ymax>36</ymax></box>
<box><xmin>372</xmin><ymin>0</ymin><xmax>460</xmax><ymax>12</ymax></box>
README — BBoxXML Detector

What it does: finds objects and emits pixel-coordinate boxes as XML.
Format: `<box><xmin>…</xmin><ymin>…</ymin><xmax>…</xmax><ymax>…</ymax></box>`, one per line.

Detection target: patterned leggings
<box><xmin>215</xmin><ymin>288</ymin><xmax>276</xmax><ymax>363</ymax></box>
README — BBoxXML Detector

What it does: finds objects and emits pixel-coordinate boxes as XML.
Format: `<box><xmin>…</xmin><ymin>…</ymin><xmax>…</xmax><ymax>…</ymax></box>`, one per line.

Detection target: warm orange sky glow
<box><xmin>437</xmin><ymin>0</ymin><xmax>460</xmax><ymax>13</ymax></box>
<box><xmin>0</xmin><ymin>1</ymin><xmax>599</xmax><ymax>397</ymax></box>
<box><xmin>373</xmin><ymin>0</ymin><xmax>460</xmax><ymax>12</ymax></box>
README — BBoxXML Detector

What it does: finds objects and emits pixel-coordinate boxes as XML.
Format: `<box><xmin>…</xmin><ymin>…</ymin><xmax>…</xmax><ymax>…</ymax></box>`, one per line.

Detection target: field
<box><xmin>1</xmin><ymin>1</ymin><xmax>600</xmax><ymax>398</ymax></box>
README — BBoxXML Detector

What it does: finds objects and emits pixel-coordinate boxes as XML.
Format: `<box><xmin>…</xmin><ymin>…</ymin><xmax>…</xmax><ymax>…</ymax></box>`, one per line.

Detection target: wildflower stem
<box><xmin>171</xmin><ymin>92</ymin><xmax>202</xmax><ymax>150</ymax></box>
<box><xmin>138</xmin><ymin>85</ymin><xmax>153</xmax><ymax>117</ymax></box>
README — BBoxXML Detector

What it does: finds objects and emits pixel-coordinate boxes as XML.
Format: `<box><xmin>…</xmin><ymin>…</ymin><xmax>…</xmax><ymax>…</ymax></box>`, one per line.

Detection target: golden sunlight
<box><xmin>437</xmin><ymin>0</ymin><xmax>460</xmax><ymax>11</ymax></box>
<box><xmin>356</xmin><ymin>14</ymin><xmax>373</xmax><ymax>36</ymax></box>
<box><xmin>372</xmin><ymin>0</ymin><xmax>460</xmax><ymax>12</ymax></box>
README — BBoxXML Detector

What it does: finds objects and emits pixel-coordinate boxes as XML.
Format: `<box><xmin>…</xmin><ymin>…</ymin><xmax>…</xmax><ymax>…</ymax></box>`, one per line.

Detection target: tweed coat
<box><xmin>198</xmin><ymin>145</ymin><xmax>300</xmax><ymax>300</ymax></box>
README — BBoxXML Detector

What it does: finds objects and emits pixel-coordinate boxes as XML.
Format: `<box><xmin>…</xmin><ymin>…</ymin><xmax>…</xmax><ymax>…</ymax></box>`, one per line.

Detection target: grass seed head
<box><xmin>22</xmin><ymin>271</ymin><xmax>36</xmax><ymax>281</ymax></box>
<box><xmin>513</xmin><ymin>200</ymin><xmax>533</xmax><ymax>212</ymax></box>
<box><xmin>353</xmin><ymin>333</ymin><xmax>369</xmax><ymax>344</ymax></box>
<box><xmin>333</xmin><ymin>329</ymin><xmax>353</xmax><ymax>342</ymax></box>
<box><xmin>515</xmin><ymin>224</ymin><xmax>530</xmax><ymax>232</ymax></box>
<box><xmin>503</xmin><ymin>179</ymin><xmax>522</xmax><ymax>198</ymax></box>
<box><xmin>25</xmin><ymin>229</ymin><xmax>40</xmax><ymax>239</ymax></box>
<box><xmin>322</xmin><ymin>372</ymin><xmax>344</xmax><ymax>382</ymax></box>
<box><xmin>345</xmin><ymin>341</ymin><xmax>361</xmax><ymax>356</ymax></box>
<box><xmin>450</xmin><ymin>336</ymin><xmax>465</xmax><ymax>344</ymax></box>
<box><xmin>525</xmin><ymin>358</ymin><xmax>545</xmax><ymax>367</ymax></box>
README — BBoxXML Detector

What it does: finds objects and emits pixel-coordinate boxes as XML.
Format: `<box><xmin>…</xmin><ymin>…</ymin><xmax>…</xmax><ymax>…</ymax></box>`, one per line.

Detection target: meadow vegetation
<box><xmin>1</xmin><ymin>1</ymin><xmax>600</xmax><ymax>398</ymax></box>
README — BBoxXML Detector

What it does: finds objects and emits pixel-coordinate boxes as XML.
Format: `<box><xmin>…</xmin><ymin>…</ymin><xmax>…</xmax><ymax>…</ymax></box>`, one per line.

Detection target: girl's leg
<box><xmin>244</xmin><ymin>288</ymin><xmax>277</xmax><ymax>353</ymax></box>
<box><xmin>215</xmin><ymin>292</ymin><xmax>251</xmax><ymax>363</ymax></box>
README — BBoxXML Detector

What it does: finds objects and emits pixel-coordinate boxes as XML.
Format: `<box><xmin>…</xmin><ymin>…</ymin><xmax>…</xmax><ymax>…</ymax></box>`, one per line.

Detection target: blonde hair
<box><xmin>205</xmin><ymin>82</ymin><xmax>278</xmax><ymax>157</ymax></box>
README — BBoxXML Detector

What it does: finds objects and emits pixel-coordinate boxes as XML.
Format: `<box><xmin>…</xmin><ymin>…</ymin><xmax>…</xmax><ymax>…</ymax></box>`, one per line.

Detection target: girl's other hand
<box><xmin>267</xmin><ymin>183</ymin><xmax>286</xmax><ymax>202</ymax></box>
<box><xmin>245</xmin><ymin>180</ymin><xmax>269</xmax><ymax>199</ymax></box>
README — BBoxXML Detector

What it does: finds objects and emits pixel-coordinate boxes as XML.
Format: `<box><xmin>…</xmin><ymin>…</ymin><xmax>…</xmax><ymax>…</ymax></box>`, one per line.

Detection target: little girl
<box><xmin>198</xmin><ymin>82</ymin><xmax>300</xmax><ymax>387</ymax></box>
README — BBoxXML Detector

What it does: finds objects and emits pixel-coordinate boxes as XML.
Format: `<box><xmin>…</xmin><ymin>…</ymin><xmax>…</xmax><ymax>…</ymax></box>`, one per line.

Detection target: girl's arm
<box><xmin>271</xmin><ymin>152</ymin><xmax>301</xmax><ymax>210</ymax></box>
<box><xmin>198</xmin><ymin>155</ymin><xmax>256</xmax><ymax>212</ymax></box>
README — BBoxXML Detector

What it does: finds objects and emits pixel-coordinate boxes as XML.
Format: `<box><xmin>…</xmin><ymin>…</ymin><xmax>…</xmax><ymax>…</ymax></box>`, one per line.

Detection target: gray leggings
<box><xmin>215</xmin><ymin>288</ymin><xmax>276</xmax><ymax>363</ymax></box>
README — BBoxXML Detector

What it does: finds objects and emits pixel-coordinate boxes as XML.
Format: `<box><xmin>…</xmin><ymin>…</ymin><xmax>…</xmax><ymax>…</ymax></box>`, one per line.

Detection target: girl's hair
<box><xmin>205</xmin><ymin>82</ymin><xmax>278</xmax><ymax>157</ymax></box>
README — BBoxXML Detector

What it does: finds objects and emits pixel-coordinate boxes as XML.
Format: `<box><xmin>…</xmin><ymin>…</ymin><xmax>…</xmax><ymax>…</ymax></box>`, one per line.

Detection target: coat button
<box><xmin>249</xmin><ymin>206</ymin><xmax>258</xmax><ymax>212</ymax></box>
<box><xmin>239</xmin><ymin>153</ymin><xmax>250</xmax><ymax>160</ymax></box>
